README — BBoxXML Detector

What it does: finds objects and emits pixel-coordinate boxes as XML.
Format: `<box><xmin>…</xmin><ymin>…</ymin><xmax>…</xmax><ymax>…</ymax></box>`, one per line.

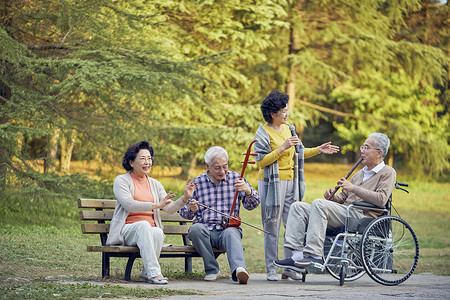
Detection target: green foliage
<box><xmin>330</xmin><ymin>70</ymin><xmax>449</xmax><ymax>177</ymax></box>
<box><xmin>0</xmin><ymin>0</ymin><xmax>448</xmax><ymax>204</ymax></box>
<box><xmin>1</xmin><ymin>169</ymin><xmax>112</xmax><ymax>227</ymax></box>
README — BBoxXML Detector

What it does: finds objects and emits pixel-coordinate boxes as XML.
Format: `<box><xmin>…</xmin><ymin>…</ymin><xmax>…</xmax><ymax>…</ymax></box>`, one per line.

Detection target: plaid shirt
<box><xmin>179</xmin><ymin>171</ymin><xmax>260</xmax><ymax>230</ymax></box>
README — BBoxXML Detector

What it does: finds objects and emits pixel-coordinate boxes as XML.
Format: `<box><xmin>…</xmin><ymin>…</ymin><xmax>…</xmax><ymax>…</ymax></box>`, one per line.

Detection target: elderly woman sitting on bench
<box><xmin>106</xmin><ymin>140</ymin><xmax>197</xmax><ymax>284</ymax></box>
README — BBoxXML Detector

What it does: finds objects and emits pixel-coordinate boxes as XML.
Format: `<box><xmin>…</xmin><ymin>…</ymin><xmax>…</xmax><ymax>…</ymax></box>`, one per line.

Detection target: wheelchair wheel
<box><xmin>361</xmin><ymin>216</ymin><xmax>419</xmax><ymax>286</ymax></box>
<box><xmin>339</xmin><ymin>264</ymin><xmax>347</xmax><ymax>286</ymax></box>
<box><xmin>324</xmin><ymin>236</ymin><xmax>365</xmax><ymax>282</ymax></box>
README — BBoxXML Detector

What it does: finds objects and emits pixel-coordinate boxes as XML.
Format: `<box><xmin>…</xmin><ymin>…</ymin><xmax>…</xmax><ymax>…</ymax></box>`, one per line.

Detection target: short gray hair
<box><xmin>204</xmin><ymin>146</ymin><xmax>228</xmax><ymax>165</ymax></box>
<box><xmin>369</xmin><ymin>132</ymin><xmax>390</xmax><ymax>158</ymax></box>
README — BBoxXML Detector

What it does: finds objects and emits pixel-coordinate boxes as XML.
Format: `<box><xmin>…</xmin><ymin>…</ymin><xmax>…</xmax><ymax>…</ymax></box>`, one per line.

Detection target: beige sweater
<box><xmin>106</xmin><ymin>172</ymin><xmax>186</xmax><ymax>246</ymax></box>
<box><xmin>333</xmin><ymin>165</ymin><xmax>396</xmax><ymax>218</ymax></box>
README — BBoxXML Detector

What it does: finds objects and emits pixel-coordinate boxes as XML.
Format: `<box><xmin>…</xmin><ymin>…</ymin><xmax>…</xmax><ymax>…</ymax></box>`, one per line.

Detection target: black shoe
<box><xmin>273</xmin><ymin>258</ymin><xmax>305</xmax><ymax>272</ymax></box>
<box><xmin>294</xmin><ymin>256</ymin><xmax>324</xmax><ymax>267</ymax></box>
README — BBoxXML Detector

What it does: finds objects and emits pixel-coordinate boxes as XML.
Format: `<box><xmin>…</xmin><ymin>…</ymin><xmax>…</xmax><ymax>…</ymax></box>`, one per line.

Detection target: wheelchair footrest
<box><xmin>306</xmin><ymin>262</ymin><xmax>325</xmax><ymax>273</ymax></box>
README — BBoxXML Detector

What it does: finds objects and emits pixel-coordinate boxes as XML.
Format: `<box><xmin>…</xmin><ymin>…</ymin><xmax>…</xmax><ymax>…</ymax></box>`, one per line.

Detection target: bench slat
<box><xmin>80</xmin><ymin>210</ymin><xmax>114</xmax><ymax>221</ymax></box>
<box><xmin>79</xmin><ymin>210</ymin><xmax>191</xmax><ymax>223</ymax></box>
<box><xmin>163</xmin><ymin>225</ymin><xmax>190</xmax><ymax>235</ymax></box>
<box><xmin>81</xmin><ymin>223</ymin><xmax>109</xmax><ymax>234</ymax></box>
<box><xmin>81</xmin><ymin>223</ymin><xmax>191</xmax><ymax>235</ymax></box>
<box><xmin>79</xmin><ymin>199</ymin><xmax>192</xmax><ymax>223</ymax></box>
<box><xmin>87</xmin><ymin>245</ymin><xmax>224</xmax><ymax>254</ymax></box>
<box><xmin>79</xmin><ymin>210</ymin><xmax>192</xmax><ymax>222</ymax></box>
<box><xmin>160</xmin><ymin>213</ymin><xmax>193</xmax><ymax>223</ymax></box>
<box><xmin>78</xmin><ymin>198</ymin><xmax>116</xmax><ymax>209</ymax></box>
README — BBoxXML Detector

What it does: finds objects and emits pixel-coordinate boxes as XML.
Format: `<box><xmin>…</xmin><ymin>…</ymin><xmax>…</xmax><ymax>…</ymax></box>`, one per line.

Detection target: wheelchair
<box><xmin>307</xmin><ymin>181</ymin><xmax>419</xmax><ymax>286</ymax></box>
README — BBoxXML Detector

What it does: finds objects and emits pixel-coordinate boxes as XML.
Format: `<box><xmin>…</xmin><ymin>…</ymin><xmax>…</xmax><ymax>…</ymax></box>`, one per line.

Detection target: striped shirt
<box><xmin>179</xmin><ymin>171</ymin><xmax>260</xmax><ymax>230</ymax></box>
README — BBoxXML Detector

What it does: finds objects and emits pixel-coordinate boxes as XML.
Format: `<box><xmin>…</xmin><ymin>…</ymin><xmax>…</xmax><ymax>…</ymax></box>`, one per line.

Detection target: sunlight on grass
<box><xmin>0</xmin><ymin>282</ymin><xmax>201</xmax><ymax>299</ymax></box>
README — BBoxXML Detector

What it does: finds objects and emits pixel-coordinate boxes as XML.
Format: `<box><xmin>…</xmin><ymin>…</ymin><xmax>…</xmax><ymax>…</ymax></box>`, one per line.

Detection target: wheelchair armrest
<box><xmin>352</xmin><ymin>201</ymin><xmax>384</xmax><ymax>209</ymax></box>
<box><xmin>349</xmin><ymin>201</ymin><xmax>386</xmax><ymax>212</ymax></box>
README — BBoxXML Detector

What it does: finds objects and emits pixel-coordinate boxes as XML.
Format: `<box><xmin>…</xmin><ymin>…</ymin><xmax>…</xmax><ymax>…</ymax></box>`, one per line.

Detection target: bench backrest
<box><xmin>78</xmin><ymin>198</ymin><xmax>192</xmax><ymax>246</ymax></box>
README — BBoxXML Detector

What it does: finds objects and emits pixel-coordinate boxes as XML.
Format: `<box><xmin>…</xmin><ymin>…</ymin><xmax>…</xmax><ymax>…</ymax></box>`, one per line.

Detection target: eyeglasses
<box><xmin>360</xmin><ymin>146</ymin><xmax>380</xmax><ymax>152</ymax></box>
<box><xmin>138</xmin><ymin>157</ymin><xmax>154</xmax><ymax>163</ymax></box>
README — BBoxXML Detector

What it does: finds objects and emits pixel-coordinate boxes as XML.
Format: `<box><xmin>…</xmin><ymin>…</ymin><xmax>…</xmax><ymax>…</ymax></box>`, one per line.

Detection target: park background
<box><xmin>0</xmin><ymin>0</ymin><xmax>449</xmax><ymax>298</ymax></box>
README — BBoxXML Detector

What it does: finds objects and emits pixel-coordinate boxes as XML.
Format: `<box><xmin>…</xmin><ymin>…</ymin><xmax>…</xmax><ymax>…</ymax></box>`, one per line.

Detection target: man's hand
<box><xmin>234</xmin><ymin>178</ymin><xmax>252</xmax><ymax>196</ymax></box>
<box><xmin>324</xmin><ymin>187</ymin><xmax>335</xmax><ymax>200</ymax></box>
<box><xmin>336</xmin><ymin>177</ymin><xmax>354</xmax><ymax>192</ymax></box>
<box><xmin>183</xmin><ymin>178</ymin><xmax>198</xmax><ymax>203</ymax></box>
<box><xmin>188</xmin><ymin>200</ymin><xmax>199</xmax><ymax>212</ymax></box>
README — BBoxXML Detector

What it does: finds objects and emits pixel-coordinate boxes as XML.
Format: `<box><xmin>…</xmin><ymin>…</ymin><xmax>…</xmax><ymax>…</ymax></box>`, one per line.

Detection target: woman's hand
<box><xmin>155</xmin><ymin>192</ymin><xmax>176</xmax><ymax>210</ymax></box>
<box><xmin>182</xmin><ymin>178</ymin><xmax>198</xmax><ymax>204</ymax></box>
<box><xmin>234</xmin><ymin>178</ymin><xmax>252</xmax><ymax>195</ymax></box>
<box><xmin>318</xmin><ymin>142</ymin><xmax>340</xmax><ymax>154</ymax></box>
<box><xmin>278</xmin><ymin>136</ymin><xmax>300</xmax><ymax>153</ymax></box>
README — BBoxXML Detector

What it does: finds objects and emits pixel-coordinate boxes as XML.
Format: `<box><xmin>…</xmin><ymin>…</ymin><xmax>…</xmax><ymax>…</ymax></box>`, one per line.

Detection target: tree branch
<box><xmin>26</xmin><ymin>44</ymin><xmax>71</xmax><ymax>50</ymax></box>
<box><xmin>297</xmin><ymin>98</ymin><xmax>359</xmax><ymax>119</ymax></box>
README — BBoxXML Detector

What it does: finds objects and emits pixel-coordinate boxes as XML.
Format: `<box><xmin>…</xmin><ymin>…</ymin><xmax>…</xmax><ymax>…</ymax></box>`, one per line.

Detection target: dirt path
<box><xmin>73</xmin><ymin>272</ymin><xmax>450</xmax><ymax>299</ymax></box>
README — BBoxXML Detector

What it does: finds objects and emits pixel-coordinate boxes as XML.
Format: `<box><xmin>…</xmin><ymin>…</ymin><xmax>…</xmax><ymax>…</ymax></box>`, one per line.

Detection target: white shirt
<box><xmin>362</xmin><ymin>161</ymin><xmax>385</xmax><ymax>182</ymax></box>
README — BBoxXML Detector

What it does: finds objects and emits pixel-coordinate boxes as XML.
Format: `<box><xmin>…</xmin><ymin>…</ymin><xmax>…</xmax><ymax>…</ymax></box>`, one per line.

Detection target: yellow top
<box><xmin>257</xmin><ymin>124</ymin><xmax>319</xmax><ymax>180</ymax></box>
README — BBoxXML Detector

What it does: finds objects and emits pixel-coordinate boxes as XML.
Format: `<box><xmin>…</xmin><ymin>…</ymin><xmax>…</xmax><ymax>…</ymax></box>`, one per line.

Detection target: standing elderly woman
<box><xmin>254</xmin><ymin>91</ymin><xmax>339</xmax><ymax>281</ymax></box>
<box><xmin>106</xmin><ymin>141</ymin><xmax>197</xmax><ymax>284</ymax></box>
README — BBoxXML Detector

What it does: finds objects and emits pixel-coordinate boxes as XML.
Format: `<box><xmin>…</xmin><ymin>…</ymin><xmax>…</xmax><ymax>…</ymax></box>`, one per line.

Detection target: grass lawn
<box><xmin>0</xmin><ymin>162</ymin><xmax>448</xmax><ymax>298</ymax></box>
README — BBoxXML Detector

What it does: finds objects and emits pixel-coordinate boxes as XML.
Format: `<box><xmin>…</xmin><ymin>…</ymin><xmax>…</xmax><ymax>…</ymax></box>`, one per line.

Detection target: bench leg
<box><xmin>102</xmin><ymin>253</ymin><xmax>110</xmax><ymax>278</ymax></box>
<box><xmin>185</xmin><ymin>256</ymin><xmax>192</xmax><ymax>274</ymax></box>
<box><xmin>125</xmin><ymin>254</ymin><xmax>139</xmax><ymax>281</ymax></box>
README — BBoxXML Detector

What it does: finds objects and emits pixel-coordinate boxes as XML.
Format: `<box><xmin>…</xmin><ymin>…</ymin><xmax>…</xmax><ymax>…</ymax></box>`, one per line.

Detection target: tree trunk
<box><xmin>188</xmin><ymin>153</ymin><xmax>199</xmax><ymax>178</ymax></box>
<box><xmin>286</xmin><ymin>24</ymin><xmax>305</xmax><ymax>138</ymax></box>
<box><xmin>0</xmin><ymin>81</ymin><xmax>11</xmax><ymax>190</ymax></box>
<box><xmin>44</xmin><ymin>127</ymin><xmax>60</xmax><ymax>173</ymax></box>
<box><xmin>59</xmin><ymin>129</ymin><xmax>76</xmax><ymax>174</ymax></box>
<box><xmin>388</xmin><ymin>151</ymin><xmax>394</xmax><ymax>167</ymax></box>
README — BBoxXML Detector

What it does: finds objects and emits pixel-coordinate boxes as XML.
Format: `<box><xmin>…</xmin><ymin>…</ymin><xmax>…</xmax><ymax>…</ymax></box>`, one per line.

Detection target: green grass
<box><xmin>0</xmin><ymin>282</ymin><xmax>201</xmax><ymax>299</ymax></box>
<box><xmin>0</xmin><ymin>163</ymin><xmax>448</xmax><ymax>298</ymax></box>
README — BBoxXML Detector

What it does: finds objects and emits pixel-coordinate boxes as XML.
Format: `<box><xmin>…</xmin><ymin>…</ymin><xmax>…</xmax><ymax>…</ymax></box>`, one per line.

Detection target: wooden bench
<box><xmin>78</xmin><ymin>198</ymin><xmax>225</xmax><ymax>281</ymax></box>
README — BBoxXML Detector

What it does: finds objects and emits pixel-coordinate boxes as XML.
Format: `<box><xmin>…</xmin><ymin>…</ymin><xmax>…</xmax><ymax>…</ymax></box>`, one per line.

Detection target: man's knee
<box><xmin>222</xmin><ymin>227</ymin><xmax>242</xmax><ymax>241</ymax></box>
<box><xmin>188</xmin><ymin>223</ymin><xmax>209</xmax><ymax>240</ymax></box>
<box><xmin>311</xmin><ymin>198</ymin><xmax>328</xmax><ymax>210</ymax></box>
<box><xmin>289</xmin><ymin>201</ymin><xmax>310</xmax><ymax>217</ymax></box>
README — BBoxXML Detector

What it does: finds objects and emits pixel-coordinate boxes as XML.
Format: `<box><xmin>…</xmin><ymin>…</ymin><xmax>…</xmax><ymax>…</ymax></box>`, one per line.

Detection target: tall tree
<box><xmin>256</xmin><ymin>0</ymin><xmax>448</xmax><ymax>175</ymax></box>
<box><xmin>0</xmin><ymin>0</ymin><xmax>209</xmax><ymax>196</ymax></box>
<box><xmin>1</xmin><ymin>0</ymin><xmax>447</xmax><ymax>191</ymax></box>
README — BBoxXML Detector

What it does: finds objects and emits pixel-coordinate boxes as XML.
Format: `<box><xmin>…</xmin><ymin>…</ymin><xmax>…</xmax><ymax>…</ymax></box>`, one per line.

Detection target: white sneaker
<box><xmin>236</xmin><ymin>267</ymin><xmax>249</xmax><ymax>284</ymax></box>
<box><xmin>141</xmin><ymin>275</ymin><xmax>168</xmax><ymax>284</ymax></box>
<box><xmin>281</xmin><ymin>269</ymin><xmax>303</xmax><ymax>280</ymax></box>
<box><xmin>204</xmin><ymin>271</ymin><xmax>220</xmax><ymax>282</ymax></box>
<box><xmin>267</xmin><ymin>271</ymin><xmax>278</xmax><ymax>281</ymax></box>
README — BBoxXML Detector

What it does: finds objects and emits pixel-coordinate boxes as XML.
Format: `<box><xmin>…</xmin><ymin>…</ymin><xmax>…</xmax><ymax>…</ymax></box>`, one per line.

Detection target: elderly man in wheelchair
<box><xmin>274</xmin><ymin>132</ymin><xmax>419</xmax><ymax>286</ymax></box>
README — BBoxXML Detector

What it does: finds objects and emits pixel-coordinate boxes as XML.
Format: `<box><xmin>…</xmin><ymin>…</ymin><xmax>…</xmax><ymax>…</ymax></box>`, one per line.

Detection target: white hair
<box><xmin>369</xmin><ymin>132</ymin><xmax>390</xmax><ymax>158</ymax></box>
<box><xmin>204</xmin><ymin>146</ymin><xmax>228</xmax><ymax>165</ymax></box>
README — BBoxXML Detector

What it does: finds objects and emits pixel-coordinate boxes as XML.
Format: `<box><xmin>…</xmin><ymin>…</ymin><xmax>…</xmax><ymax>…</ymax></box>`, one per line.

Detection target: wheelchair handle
<box><xmin>395</xmin><ymin>181</ymin><xmax>409</xmax><ymax>193</ymax></box>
